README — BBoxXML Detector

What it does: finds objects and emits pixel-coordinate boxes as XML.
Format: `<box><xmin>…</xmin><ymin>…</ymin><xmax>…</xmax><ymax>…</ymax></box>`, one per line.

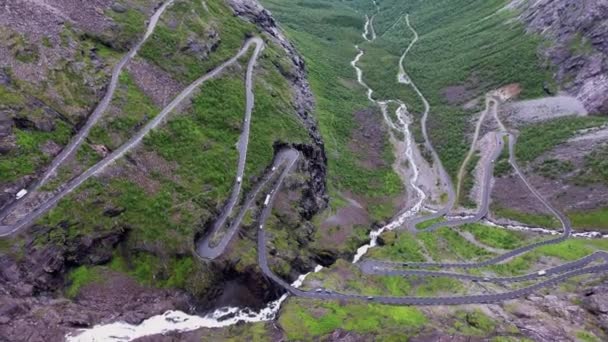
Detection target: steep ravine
<box><xmin>0</xmin><ymin>0</ymin><xmax>331</xmax><ymax>340</ymax></box>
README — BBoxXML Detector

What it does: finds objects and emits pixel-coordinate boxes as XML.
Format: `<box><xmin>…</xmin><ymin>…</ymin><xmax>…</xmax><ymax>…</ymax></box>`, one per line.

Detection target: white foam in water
<box><xmin>67</xmin><ymin>9</ymin><xmax>426</xmax><ymax>342</ymax></box>
<box><xmin>66</xmin><ymin>266</ymin><xmax>324</xmax><ymax>342</ymax></box>
<box><xmin>350</xmin><ymin>14</ymin><xmax>426</xmax><ymax>264</ymax></box>
<box><xmin>481</xmin><ymin>219</ymin><xmax>607</xmax><ymax>239</ymax></box>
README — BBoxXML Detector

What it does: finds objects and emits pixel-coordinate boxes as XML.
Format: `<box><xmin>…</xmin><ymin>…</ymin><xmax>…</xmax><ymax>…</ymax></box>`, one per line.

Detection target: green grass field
<box><xmin>279</xmin><ymin>298</ymin><xmax>427</xmax><ymax>340</ymax></box>
<box><xmin>460</xmin><ymin>223</ymin><xmax>528</xmax><ymax>250</ymax></box>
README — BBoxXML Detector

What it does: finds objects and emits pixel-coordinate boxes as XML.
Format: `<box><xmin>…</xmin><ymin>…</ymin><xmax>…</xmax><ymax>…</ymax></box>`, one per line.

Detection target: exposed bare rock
<box><xmin>126</xmin><ymin>58</ymin><xmax>183</xmax><ymax>107</ymax></box>
<box><xmin>0</xmin><ymin>110</ymin><xmax>14</xmax><ymax>154</ymax></box>
<box><xmin>583</xmin><ymin>285</ymin><xmax>608</xmax><ymax>315</ymax></box>
<box><xmin>513</xmin><ymin>0</ymin><xmax>608</xmax><ymax>114</ymax></box>
<box><xmin>182</xmin><ymin>29</ymin><xmax>221</xmax><ymax>60</ymax></box>
<box><xmin>226</xmin><ymin>0</ymin><xmax>328</xmax><ymax>212</ymax></box>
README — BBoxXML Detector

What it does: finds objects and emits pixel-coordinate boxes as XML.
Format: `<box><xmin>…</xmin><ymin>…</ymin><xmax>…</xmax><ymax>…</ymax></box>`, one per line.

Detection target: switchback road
<box><xmin>0</xmin><ymin>38</ymin><xmax>264</xmax><ymax>236</ymax></box>
<box><xmin>0</xmin><ymin>0</ymin><xmax>175</xmax><ymax>222</ymax></box>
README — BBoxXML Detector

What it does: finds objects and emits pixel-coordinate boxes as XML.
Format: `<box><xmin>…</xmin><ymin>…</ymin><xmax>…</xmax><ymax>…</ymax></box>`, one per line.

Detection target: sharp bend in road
<box><xmin>253</xmin><ymin>10</ymin><xmax>599</xmax><ymax>305</ymax></box>
<box><xmin>194</xmin><ymin>39</ymin><xmax>267</xmax><ymax>259</ymax></box>
<box><xmin>364</xmin><ymin>100</ymin><xmax>574</xmax><ymax>271</ymax></box>
<box><xmin>399</xmin><ymin>15</ymin><xmax>457</xmax><ymax>231</ymax></box>
<box><xmin>1</xmin><ymin>0</ymin><xmax>602</xmax><ymax>315</ymax></box>
<box><xmin>0</xmin><ymin>38</ymin><xmax>264</xmax><ymax>237</ymax></box>
<box><xmin>416</xmin><ymin>130</ymin><xmax>505</xmax><ymax>233</ymax></box>
<box><xmin>196</xmin><ymin>149</ymin><xmax>299</xmax><ymax>259</ymax></box>
<box><xmin>0</xmin><ymin>0</ymin><xmax>176</xmax><ymax>223</ymax></box>
<box><xmin>255</xmin><ymin>144</ymin><xmax>608</xmax><ymax>305</ymax></box>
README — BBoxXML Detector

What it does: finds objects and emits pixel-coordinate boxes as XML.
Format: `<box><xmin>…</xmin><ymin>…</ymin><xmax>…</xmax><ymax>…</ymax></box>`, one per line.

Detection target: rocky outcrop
<box><xmin>227</xmin><ymin>0</ymin><xmax>328</xmax><ymax>211</ymax></box>
<box><xmin>513</xmin><ymin>0</ymin><xmax>608</xmax><ymax>114</ymax></box>
<box><xmin>0</xmin><ymin>225</ymin><xmax>191</xmax><ymax>342</ymax></box>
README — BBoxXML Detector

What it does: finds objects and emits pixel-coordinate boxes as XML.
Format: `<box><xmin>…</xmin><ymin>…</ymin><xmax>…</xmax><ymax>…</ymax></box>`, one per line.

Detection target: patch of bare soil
<box><xmin>127</xmin><ymin>58</ymin><xmax>184</xmax><ymax>107</ymax></box>
<box><xmin>100</xmin><ymin>149</ymin><xmax>180</xmax><ymax>196</ymax></box>
<box><xmin>463</xmin><ymin>132</ymin><xmax>500</xmax><ymax>212</ymax></box>
<box><xmin>348</xmin><ymin>107</ymin><xmax>389</xmax><ymax>170</ymax></box>
<box><xmin>319</xmin><ymin>192</ymin><xmax>370</xmax><ymax>247</ymax></box>
<box><xmin>76</xmin><ymin>269</ymin><xmax>190</xmax><ymax>325</ymax></box>
<box><xmin>492</xmin><ymin>126</ymin><xmax>608</xmax><ymax>221</ymax></box>
<box><xmin>492</xmin><ymin>83</ymin><xmax>522</xmax><ymax>101</ymax></box>
<box><xmin>492</xmin><ymin>173</ymin><xmax>554</xmax><ymax>216</ymax></box>
<box><xmin>441</xmin><ymin>73</ymin><xmax>489</xmax><ymax>106</ymax></box>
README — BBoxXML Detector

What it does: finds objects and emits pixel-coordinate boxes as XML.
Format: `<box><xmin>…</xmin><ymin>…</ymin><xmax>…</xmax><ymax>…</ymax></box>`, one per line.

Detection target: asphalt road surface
<box><xmin>254</xmin><ymin>145</ymin><xmax>608</xmax><ymax>305</ymax></box>
<box><xmin>196</xmin><ymin>149</ymin><xmax>299</xmax><ymax>259</ymax></box>
<box><xmin>1</xmin><ymin>3</ymin><xmax>604</xmax><ymax>308</ymax></box>
<box><xmin>416</xmin><ymin>131</ymin><xmax>505</xmax><ymax>233</ymax></box>
<box><xmin>194</xmin><ymin>38</ymin><xmax>265</xmax><ymax>258</ymax></box>
<box><xmin>0</xmin><ymin>0</ymin><xmax>176</xmax><ymax>223</ymax></box>
<box><xmin>400</xmin><ymin>13</ymin><xmax>456</xmax><ymax>231</ymax></box>
<box><xmin>0</xmin><ymin>38</ymin><xmax>264</xmax><ymax>236</ymax></box>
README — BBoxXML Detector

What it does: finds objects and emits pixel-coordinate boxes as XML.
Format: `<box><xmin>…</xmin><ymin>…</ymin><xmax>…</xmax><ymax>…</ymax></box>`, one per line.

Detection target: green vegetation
<box><xmin>0</xmin><ymin>120</ymin><xmax>72</xmax><ymax>184</ymax></box>
<box><xmin>89</xmin><ymin>72</ymin><xmax>159</xmax><ymax>149</ymax></box>
<box><xmin>576</xmin><ymin>330</ymin><xmax>600</xmax><ymax>342</ymax></box>
<box><xmin>245</xmin><ymin>46</ymin><xmax>311</xmax><ymax>180</ymax></box>
<box><xmin>415</xmin><ymin>276</ymin><xmax>462</xmax><ymax>296</ymax></box>
<box><xmin>492</xmin><ymin>205</ymin><xmax>561</xmax><ymax>229</ymax></box>
<box><xmin>516</xmin><ymin>116</ymin><xmax>608</xmax><ymax>163</ymax></box>
<box><xmin>279</xmin><ymin>298</ymin><xmax>426</xmax><ymax>340</ymax></box>
<box><xmin>32</xmin><ymin>0</ymin><xmax>317</xmax><ymax>295</ymax></box>
<box><xmin>367</xmin><ymin>232</ymin><xmax>426</xmax><ymax>262</ymax></box>
<box><xmin>438</xmin><ymin>227</ymin><xmax>493</xmax><ymax>260</ymax></box>
<box><xmin>459</xmin><ymin>153</ymin><xmax>480</xmax><ymax>208</ymax></box>
<box><xmin>461</xmin><ymin>223</ymin><xmax>527</xmax><ymax>250</ymax></box>
<box><xmin>534</xmin><ymin>158</ymin><xmax>574</xmax><ymax>179</ymax></box>
<box><xmin>106</xmin><ymin>7</ymin><xmax>147</xmax><ymax>50</ymax></box>
<box><xmin>261</xmin><ymin>0</ymin><xmax>403</xmax><ymax>220</ymax></box>
<box><xmin>66</xmin><ymin>265</ymin><xmax>101</xmax><ymax>298</ymax></box>
<box><xmin>369</xmin><ymin>0</ymin><xmax>552</xmax><ymax>180</ymax></box>
<box><xmin>575</xmin><ymin>144</ymin><xmax>608</xmax><ymax>186</ymax></box>
<box><xmin>415</xmin><ymin>216</ymin><xmax>445</xmax><ymax>230</ymax></box>
<box><xmin>536</xmin><ymin>239</ymin><xmax>593</xmax><ymax>261</ymax></box>
<box><xmin>569</xmin><ymin>33</ymin><xmax>595</xmax><ymax>56</ymax></box>
<box><xmin>110</xmin><ymin>253</ymin><xmax>196</xmax><ymax>289</ymax></box>
<box><xmin>569</xmin><ymin>208</ymin><xmax>608</xmax><ymax>231</ymax></box>
<box><xmin>487</xmin><ymin>238</ymin><xmax>608</xmax><ymax>275</ymax></box>
<box><xmin>487</xmin><ymin>251</ymin><xmax>540</xmax><ymax>276</ymax></box>
<box><xmin>452</xmin><ymin>310</ymin><xmax>496</xmax><ymax>337</ymax></box>
<box><xmin>139</xmin><ymin>0</ymin><xmax>256</xmax><ymax>83</ymax></box>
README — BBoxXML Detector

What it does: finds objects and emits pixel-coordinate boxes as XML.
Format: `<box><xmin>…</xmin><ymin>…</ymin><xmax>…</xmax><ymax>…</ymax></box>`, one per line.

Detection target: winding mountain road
<box><xmin>195</xmin><ymin>38</ymin><xmax>266</xmax><ymax>258</ymax></box>
<box><xmin>455</xmin><ymin>97</ymin><xmax>495</xmax><ymax>200</ymax></box>
<box><xmin>2</xmin><ymin>0</ymin><xmax>605</xmax><ymax>311</ymax></box>
<box><xmin>196</xmin><ymin>148</ymin><xmax>299</xmax><ymax>259</ymax></box>
<box><xmin>0</xmin><ymin>37</ymin><xmax>265</xmax><ymax>236</ymax></box>
<box><xmin>252</xmin><ymin>8</ymin><xmax>607</xmax><ymax>306</ymax></box>
<box><xmin>254</xmin><ymin>141</ymin><xmax>608</xmax><ymax>305</ymax></box>
<box><xmin>0</xmin><ymin>0</ymin><xmax>175</xmax><ymax>223</ymax></box>
<box><xmin>413</xmin><ymin>130</ymin><xmax>505</xmax><ymax>233</ymax></box>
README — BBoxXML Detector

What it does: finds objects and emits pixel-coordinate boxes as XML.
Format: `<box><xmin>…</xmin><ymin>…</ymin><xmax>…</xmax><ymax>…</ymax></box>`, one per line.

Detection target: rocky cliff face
<box><xmin>514</xmin><ymin>0</ymin><xmax>608</xmax><ymax>114</ymax></box>
<box><xmin>0</xmin><ymin>1</ymin><xmax>330</xmax><ymax>339</ymax></box>
<box><xmin>227</xmin><ymin>0</ymin><xmax>328</xmax><ymax>212</ymax></box>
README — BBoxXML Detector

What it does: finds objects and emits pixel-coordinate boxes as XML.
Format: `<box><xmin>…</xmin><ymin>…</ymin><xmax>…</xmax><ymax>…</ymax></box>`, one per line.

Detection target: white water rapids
<box><xmin>68</xmin><ymin>11</ymin><xmax>425</xmax><ymax>341</ymax></box>
<box><xmin>64</xmin><ymin>8</ymin><xmax>608</xmax><ymax>341</ymax></box>
<box><xmin>67</xmin><ymin>265</ymin><xmax>324</xmax><ymax>341</ymax></box>
<box><xmin>352</xmin><ymin>13</ymin><xmax>427</xmax><ymax>263</ymax></box>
